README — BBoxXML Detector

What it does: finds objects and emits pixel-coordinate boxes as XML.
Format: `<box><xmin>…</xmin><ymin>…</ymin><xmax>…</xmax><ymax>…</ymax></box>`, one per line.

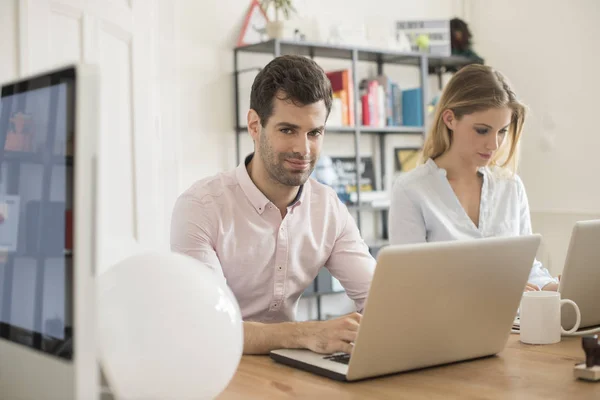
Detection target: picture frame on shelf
<box><xmin>330</xmin><ymin>156</ymin><xmax>375</xmax><ymax>203</ymax></box>
<box><xmin>312</xmin><ymin>155</ymin><xmax>376</xmax><ymax>204</ymax></box>
<box><xmin>394</xmin><ymin>147</ymin><xmax>422</xmax><ymax>175</ymax></box>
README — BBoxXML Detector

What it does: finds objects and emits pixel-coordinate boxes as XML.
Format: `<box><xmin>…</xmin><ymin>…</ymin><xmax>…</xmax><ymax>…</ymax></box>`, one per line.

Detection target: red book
<box><xmin>368</xmin><ymin>80</ymin><xmax>380</xmax><ymax>127</ymax></box>
<box><xmin>361</xmin><ymin>94</ymin><xmax>370</xmax><ymax>126</ymax></box>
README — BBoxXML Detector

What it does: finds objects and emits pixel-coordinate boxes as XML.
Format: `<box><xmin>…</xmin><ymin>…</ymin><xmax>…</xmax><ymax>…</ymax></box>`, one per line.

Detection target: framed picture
<box><xmin>329</xmin><ymin>156</ymin><xmax>375</xmax><ymax>193</ymax></box>
<box><xmin>394</xmin><ymin>147</ymin><xmax>422</xmax><ymax>174</ymax></box>
<box><xmin>237</xmin><ymin>0</ymin><xmax>269</xmax><ymax>47</ymax></box>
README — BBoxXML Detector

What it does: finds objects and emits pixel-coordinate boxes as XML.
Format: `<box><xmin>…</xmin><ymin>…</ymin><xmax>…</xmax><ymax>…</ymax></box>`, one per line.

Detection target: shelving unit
<box><xmin>233</xmin><ymin>38</ymin><xmax>482</xmax><ymax>320</ymax></box>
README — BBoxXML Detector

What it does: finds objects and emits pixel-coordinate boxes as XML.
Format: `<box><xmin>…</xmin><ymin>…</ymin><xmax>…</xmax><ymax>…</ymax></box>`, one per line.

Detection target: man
<box><xmin>170</xmin><ymin>55</ymin><xmax>375</xmax><ymax>355</ymax></box>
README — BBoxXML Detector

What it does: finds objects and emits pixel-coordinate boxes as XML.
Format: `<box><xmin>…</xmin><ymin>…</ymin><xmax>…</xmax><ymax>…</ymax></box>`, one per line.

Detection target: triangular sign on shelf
<box><xmin>237</xmin><ymin>0</ymin><xmax>269</xmax><ymax>47</ymax></box>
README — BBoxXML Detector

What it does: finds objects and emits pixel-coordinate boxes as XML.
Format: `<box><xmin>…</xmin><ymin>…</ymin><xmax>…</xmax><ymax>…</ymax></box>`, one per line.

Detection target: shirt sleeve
<box><xmin>388</xmin><ymin>180</ymin><xmax>427</xmax><ymax>245</ymax></box>
<box><xmin>516</xmin><ymin>176</ymin><xmax>558</xmax><ymax>289</ymax></box>
<box><xmin>325</xmin><ymin>202</ymin><xmax>376</xmax><ymax>313</ymax></box>
<box><xmin>170</xmin><ymin>193</ymin><xmax>225</xmax><ymax>280</ymax></box>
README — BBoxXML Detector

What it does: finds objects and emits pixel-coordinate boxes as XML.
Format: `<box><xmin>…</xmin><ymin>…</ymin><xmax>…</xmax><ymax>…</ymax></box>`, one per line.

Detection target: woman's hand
<box><xmin>524</xmin><ymin>283</ymin><xmax>540</xmax><ymax>292</ymax></box>
<box><xmin>542</xmin><ymin>282</ymin><xmax>559</xmax><ymax>291</ymax></box>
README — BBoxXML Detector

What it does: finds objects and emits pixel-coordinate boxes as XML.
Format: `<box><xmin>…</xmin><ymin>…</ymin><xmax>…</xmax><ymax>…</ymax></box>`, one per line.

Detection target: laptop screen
<box><xmin>0</xmin><ymin>67</ymin><xmax>75</xmax><ymax>360</ymax></box>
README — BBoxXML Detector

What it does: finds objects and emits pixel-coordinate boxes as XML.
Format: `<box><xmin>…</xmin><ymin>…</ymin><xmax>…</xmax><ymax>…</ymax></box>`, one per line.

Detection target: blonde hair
<box><xmin>421</xmin><ymin>64</ymin><xmax>526</xmax><ymax>175</ymax></box>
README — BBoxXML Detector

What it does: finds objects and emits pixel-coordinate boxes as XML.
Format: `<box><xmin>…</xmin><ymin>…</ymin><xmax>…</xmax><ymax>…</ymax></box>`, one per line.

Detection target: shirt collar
<box><xmin>235</xmin><ymin>153</ymin><xmax>307</xmax><ymax>214</ymax></box>
<box><xmin>425</xmin><ymin>158</ymin><xmax>446</xmax><ymax>176</ymax></box>
<box><xmin>426</xmin><ymin>157</ymin><xmax>488</xmax><ymax>177</ymax></box>
<box><xmin>289</xmin><ymin>181</ymin><xmax>305</xmax><ymax>207</ymax></box>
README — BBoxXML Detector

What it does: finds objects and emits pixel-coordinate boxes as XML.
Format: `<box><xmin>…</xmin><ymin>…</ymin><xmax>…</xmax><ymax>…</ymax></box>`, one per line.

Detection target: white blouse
<box><xmin>388</xmin><ymin>158</ymin><xmax>558</xmax><ymax>289</ymax></box>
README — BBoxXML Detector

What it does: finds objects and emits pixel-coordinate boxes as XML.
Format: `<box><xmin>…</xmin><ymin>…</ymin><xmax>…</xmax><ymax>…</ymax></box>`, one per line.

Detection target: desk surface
<box><xmin>218</xmin><ymin>334</ymin><xmax>600</xmax><ymax>399</ymax></box>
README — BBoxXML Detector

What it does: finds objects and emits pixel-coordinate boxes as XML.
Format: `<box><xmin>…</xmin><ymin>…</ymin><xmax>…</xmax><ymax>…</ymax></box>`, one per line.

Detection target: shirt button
<box><xmin>278</xmin><ymin>266</ymin><xmax>282</xmax><ymax>270</ymax></box>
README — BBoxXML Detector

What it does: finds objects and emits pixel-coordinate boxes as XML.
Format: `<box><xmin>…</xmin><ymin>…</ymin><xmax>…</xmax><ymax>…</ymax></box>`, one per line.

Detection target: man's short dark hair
<box><xmin>250</xmin><ymin>55</ymin><xmax>333</xmax><ymax>126</ymax></box>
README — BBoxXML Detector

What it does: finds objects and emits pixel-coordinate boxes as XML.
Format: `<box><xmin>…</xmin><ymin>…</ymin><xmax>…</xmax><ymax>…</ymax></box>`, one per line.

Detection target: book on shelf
<box><xmin>325</xmin><ymin>70</ymin><xmax>424</xmax><ymax>129</ymax></box>
<box><xmin>402</xmin><ymin>88</ymin><xmax>424</xmax><ymax>126</ymax></box>
<box><xmin>359</xmin><ymin>75</ymin><xmax>423</xmax><ymax>128</ymax></box>
<box><xmin>326</xmin><ymin>69</ymin><xmax>354</xmax><ymax>126</ymax></box>
<box><xmin>375</xmin><ymin>75</ymin><xmax>393</xmax><ymax>127</ymax></box>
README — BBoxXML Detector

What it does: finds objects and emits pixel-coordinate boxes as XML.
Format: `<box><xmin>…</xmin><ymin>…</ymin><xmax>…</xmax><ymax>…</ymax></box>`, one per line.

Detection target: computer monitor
<box><xmin>0</xmin><ymin>65</ymin><xmax>100</xmax><ymax>400</ymax></box>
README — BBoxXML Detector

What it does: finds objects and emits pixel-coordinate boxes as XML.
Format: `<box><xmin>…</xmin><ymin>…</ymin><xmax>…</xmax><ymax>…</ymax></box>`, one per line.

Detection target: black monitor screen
<box><xmin>0</xmin><ymin>67</ymin><xmax>75</xmax><ymax>360</ymax></box>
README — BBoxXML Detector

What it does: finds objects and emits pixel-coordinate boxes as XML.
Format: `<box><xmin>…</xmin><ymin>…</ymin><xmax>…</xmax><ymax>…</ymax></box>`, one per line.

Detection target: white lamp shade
<box><xmin>97</xmin><ymin>251</ymin><xmax>243</xmax><ymax>400</ymax></box>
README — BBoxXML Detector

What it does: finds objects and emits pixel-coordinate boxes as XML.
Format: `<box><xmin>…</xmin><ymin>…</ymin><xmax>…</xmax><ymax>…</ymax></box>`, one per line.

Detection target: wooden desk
<box><xmin>218</xmin><ymin>335</ymin><xmax>600</xmax><ymax>399</ymax></box>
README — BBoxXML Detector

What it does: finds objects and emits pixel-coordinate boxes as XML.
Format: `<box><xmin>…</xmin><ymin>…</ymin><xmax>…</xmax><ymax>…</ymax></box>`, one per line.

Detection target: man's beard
<box><xmin>258</xmin><ymin>130</ymin><xmax>316</xmax><ymax>187</ymax></box>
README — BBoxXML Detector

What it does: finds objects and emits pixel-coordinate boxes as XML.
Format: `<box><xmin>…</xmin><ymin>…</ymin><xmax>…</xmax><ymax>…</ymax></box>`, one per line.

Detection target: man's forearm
<box><xmin>243</xmin><ymin>321</ymin><xmax>315</xmax><ymax>355</ymax></box>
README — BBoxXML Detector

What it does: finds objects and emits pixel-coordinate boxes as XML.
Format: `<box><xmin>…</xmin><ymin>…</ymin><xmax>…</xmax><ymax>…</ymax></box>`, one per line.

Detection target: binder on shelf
<box><xmin>402</xmin><ymin>88</ymin><xmax>424</xmax><ymax>127</ymax></box>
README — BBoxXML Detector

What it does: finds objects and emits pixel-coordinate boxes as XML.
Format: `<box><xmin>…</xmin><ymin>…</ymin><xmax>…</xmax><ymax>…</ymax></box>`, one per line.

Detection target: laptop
<box><xmin>270</xmin><ymin>234</ymin><xmax>541</xmax><ymax>381</ymax></box>
<box><xmin>511</xmin><ymin>220</ymin><xmax>600</xmax><ymax>333</ymax></box>
<box><xmin>559</xmin><ymin>220</ymin><xmax>600</xmax><ymax>331</ymax></box>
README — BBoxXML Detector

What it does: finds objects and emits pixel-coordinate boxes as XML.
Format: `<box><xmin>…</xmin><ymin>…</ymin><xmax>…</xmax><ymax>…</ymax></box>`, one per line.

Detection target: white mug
<box><xmin>519</xmin><ymin>291</ymin><xmax>581</xmax><ymax>345</ymax></box>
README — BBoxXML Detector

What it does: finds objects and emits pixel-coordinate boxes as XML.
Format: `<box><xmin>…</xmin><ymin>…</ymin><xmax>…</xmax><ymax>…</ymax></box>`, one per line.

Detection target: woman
<box><xmin>388</xmin><ymin>64</ymin><xmax>558</xmax><ymax>291</ymax></box>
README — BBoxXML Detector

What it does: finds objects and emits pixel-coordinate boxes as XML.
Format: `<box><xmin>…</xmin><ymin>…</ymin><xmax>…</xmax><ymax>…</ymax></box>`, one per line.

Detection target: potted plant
<box><xmin>260</xmin><ymin>0</ymin><xmax>296</xmax><ymax>39</ymax></box>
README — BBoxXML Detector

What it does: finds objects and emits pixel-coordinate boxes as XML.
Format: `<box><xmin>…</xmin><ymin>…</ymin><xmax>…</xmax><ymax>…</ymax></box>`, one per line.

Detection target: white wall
<box><xmin>467</xmin><ymin>0</ymin><xmax>600</xmax><ymax>274</ymax></box>
<box><xmin>157</xmin><ymin>0</ymin><xmax>183</xmax><ymax>247</ymax></box>
<box><xmin>0</xmin><ymin>0</ymin><xmax>18</xmax><ymax>84</ymax></box>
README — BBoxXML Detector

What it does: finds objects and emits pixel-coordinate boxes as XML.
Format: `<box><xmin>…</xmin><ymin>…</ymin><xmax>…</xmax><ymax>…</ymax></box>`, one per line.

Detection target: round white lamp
<box><xmin>97</xmin><ymin>251</ymin><xmax>243</xmax><ymax>400</ymax></box>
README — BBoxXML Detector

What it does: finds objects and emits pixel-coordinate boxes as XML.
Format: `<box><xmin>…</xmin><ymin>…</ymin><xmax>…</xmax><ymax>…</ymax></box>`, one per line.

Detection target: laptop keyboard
<box><xmin>323</xmin><ymin>353</ymin><xmax>350</xmax><ymax>365</ymax></box>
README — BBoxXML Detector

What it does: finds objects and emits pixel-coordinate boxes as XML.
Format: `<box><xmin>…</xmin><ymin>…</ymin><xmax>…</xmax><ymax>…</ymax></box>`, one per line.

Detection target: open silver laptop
<box><xmin>270</xmin><ymin>235</ymin><xmax>541</xmax><ymax>381</ymax></box>
<box><xmin>559</xmin><ymin>220</ymin><xmax>600</xmax><ymax>330</ymax></box>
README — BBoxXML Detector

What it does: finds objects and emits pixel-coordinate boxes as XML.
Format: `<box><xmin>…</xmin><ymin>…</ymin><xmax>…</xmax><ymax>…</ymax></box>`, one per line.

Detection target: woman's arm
<box><xmin>516</xmin><ymin>176</ymin><xmax>559</xmax><ymax>290</ymax></box>
<box><xmin>388</xmin><ymin>182</ymin><xmax>427</xmax><ymax>245</ymax></box>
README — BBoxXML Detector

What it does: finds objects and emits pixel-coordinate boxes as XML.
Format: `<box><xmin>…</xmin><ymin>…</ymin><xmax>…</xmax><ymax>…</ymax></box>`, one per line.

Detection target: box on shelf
<box><xmin>396</xmin><ymin>19</ymin><xmax>451</xmax><ymax>56</ymax></box>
